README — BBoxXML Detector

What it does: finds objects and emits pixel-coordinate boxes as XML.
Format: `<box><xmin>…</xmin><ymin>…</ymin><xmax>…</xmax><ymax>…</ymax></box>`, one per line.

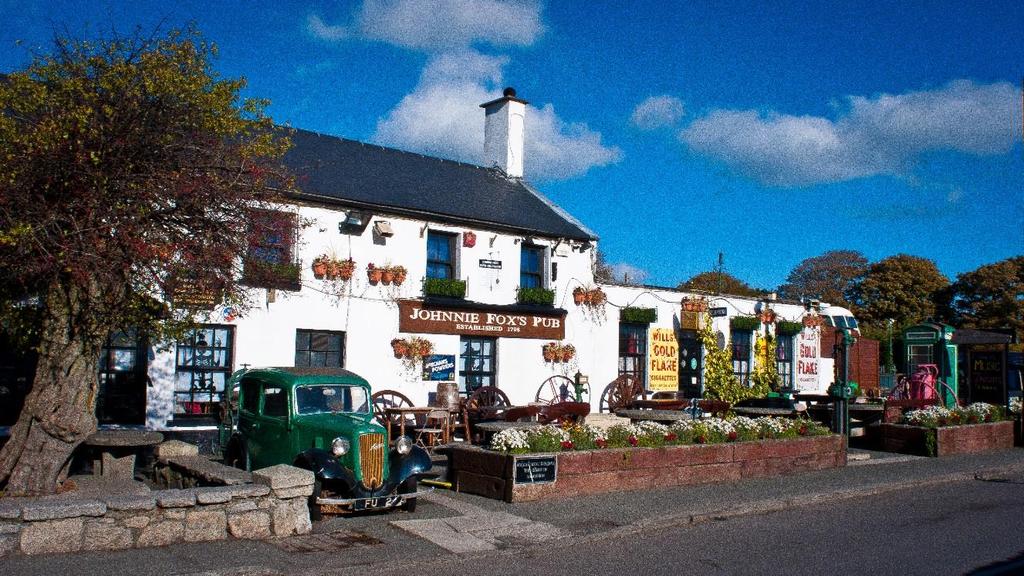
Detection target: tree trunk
<box><xmin>0</xmin><ymin>283</ymin><xmax>102</xmax><ymax>497</ymax></box>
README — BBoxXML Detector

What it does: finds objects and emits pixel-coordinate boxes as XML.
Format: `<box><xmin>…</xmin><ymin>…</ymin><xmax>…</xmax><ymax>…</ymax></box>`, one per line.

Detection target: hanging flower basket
<box><xmin>391</xmin><ymin>338</ymin><xmax>410</xmax><ymax>358</ymax></box>
<box><xmin>391</xmin><ymin>265</ymin><xmax>407</xmax><ymax>286</ymax></box>
<box><xmin>573</xmin><ymin>287</ymin><xmax>586</xmax><ymax>306</ymax></box>
<box><xmin>802</xmin><ymin>314</ymin><xmax>824</xmax><ymax>328</ymax></box>
<box><xmin>311</xmin><ymin>255</ymin><xmax>329</xmax><ymax>279</ymax></box>
<box><xmin>759</xmin><ymin>308</ymin><xmax>777</xmax><ymax>324</ymax></box>
<box><xmin>367</xmin><ymin>263</ymin><xmax>382</xmax><ymax>284</ymax></box>
<box><xmin>337</xmin><ymin>258</ymin><xmax>355</xmax><ymax>281</ymax></box>
<box><xmin>381</xmin><ymin>267</ymin><xmax>395</xmax><ymax>285</ymax></box>
<box><xmin>681</xmin><ymin>297</ymin><xmax>708</xmax><ymax>313</ymax></box>
<box><xmin>543</xmin><ymin>342</ymin><xmax>576</xmax><ymax>363</ymax></box>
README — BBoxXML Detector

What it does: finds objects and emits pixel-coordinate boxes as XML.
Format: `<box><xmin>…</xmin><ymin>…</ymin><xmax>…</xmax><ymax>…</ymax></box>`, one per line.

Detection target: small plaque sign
<box><xmin>514</xmin><ymin>455</ymin><xmax>557</xmax><ymax>484</ymax></box>
<box><xmin>710</xmin><ymin>307</ymin><xmax>728</xmax><ymax>318</ymax></box>
<box><xmin>479</xmin><ymin>259</ymin><xmax>502</xmax><ymax>269</ymax></box>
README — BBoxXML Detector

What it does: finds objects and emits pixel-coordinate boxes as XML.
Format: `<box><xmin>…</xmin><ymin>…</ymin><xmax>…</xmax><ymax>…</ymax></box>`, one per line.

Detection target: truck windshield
<box><xmin>296</xmin><ymin>385</ymin><xmax>370</xmax><ymax>415</ymax></box>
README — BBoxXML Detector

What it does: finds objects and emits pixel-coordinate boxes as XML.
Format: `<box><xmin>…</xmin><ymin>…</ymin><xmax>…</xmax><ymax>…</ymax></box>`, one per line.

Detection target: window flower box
<box><xmin>619</xmin><ymin>307</ymin><xmax>657</xmax><ymax>324</ymax></box>
<box><xmin>517</xmin><ymin>286</ymin><xmax>555</xmax><ymax>306</ymax></box>
<box><xmin>729</xmin><ymin>315</ymin><xmax>760</xmax><ymax>331</ymax></box>
<box><xmin>423</xmin><ymin>277</ymin><xmax>466</xmax><ymax>299</ymax></box>
<box><xmin>241</xmin><ymin>259</ymin><xmax>301</xmax><ymax>291</ymax></box>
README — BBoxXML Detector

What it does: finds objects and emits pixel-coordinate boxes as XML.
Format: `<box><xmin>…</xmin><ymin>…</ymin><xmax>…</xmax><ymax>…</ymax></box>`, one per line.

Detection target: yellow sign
<box><xmin>649</xmin><ymin>328</ymin><xmax>679</xmax><ymax>392</ymax></box>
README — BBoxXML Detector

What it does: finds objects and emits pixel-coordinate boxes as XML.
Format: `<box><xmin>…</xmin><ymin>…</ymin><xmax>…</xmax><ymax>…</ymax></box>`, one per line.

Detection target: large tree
<box><xmin>777</xmin><ymin>250</ymin><xmax>867</xmax><ymax>307</ymax></box>
<box><xmin>848</xmin><ymin>254</ymin><xmax>949</xmax><ymax>330</ymax></box>
<box><xmin>0</xmin><ymin>29</ymin><xmax>291</xmax><ymax>495</ymax></box>
<box><xmin>946</xmin><ymin>256</ymin><xmax>1024</xmax><ymax>339</ymax></box>
<box><xmin>677</xmin><ymin>271</ymin><xmax>764</xmax><ymax>298</ymax></box>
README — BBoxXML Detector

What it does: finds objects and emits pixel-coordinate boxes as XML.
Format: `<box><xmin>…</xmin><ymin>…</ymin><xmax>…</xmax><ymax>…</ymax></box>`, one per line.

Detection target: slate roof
<box><xmin>282</xmin><ymin>128</ymin><xmax>597</xmax><ymax>241</ymax></box>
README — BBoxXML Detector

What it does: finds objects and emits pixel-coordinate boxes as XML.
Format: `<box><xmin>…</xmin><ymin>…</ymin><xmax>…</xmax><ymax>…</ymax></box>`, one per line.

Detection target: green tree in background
<box><xmin>778</xmin><ymin>250</ymin><xmax>867</xmax><ymax>307</ymax></box>
<box><xmin>678</xmin><ymin>271</ymin><xmax>764</xmax><ymax>298</ymax></box>
<box><xmin>849</xmin><ymin>254</ymin><xmax>950</xmax><ymax>331</ymax></box>
<box><xmin>945</xmin><ymin>256</ymin><xmax>1024</xmax><ymax>340</ymax></box>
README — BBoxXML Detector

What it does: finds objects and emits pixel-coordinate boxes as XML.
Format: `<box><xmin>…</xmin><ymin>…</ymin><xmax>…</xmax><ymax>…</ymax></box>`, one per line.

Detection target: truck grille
<box><xmin>359</xmin><ymin>433</ymin><xmax>385</xmax><ymax>490</ymax></box>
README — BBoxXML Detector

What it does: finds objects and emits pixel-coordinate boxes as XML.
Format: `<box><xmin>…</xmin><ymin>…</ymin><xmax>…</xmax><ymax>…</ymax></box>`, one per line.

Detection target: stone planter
<box><xmin>449</xmin><ymin>435</ymin><xmax>845</xmax><ymax>503</ymax></box>
<box><xmin>878</xmin><ymin>421</ymin><xmax>1014</xmax><ymax>457</ymax></box>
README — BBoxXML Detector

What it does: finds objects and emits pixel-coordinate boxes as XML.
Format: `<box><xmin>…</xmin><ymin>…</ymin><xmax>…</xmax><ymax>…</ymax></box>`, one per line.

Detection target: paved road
<box><xmin>4</xmin><ymin>448</ymin><xmax>1024</xmax><ymax>576</ymax></box>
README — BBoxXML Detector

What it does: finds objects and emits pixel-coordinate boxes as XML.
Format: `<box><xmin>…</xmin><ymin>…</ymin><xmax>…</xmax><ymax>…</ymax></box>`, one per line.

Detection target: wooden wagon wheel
<box><xmin>371</xmin><ymin>389</ymin><xmax>415</xmax><ymax>435</ymax></box>
<box><xmin>599</xmin><ymin>374</ymin><xmax>646</xmax><ymax>413</ymax></box>
<box><xmin>535</xmin><ymin>375</ymin><xmax>576</xmax><ymax>405</ymax></box>
<box><xmin>465</xmin><ymin>386</ymin><xmax>511</xmax><ymax>413</ymax></box>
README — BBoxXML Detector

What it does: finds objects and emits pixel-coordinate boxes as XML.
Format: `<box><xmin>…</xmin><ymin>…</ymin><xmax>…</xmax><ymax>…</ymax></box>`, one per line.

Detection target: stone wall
<box><xmin>878</xmin><ymin>421</ymin><xmax>1014</xmax><ymax>457</ymax></box>
<box><xmin>450</xmin><ymin>435</ymin><xmax>846</xmax><ymax>503</ymax></box>
<box><xmin>0</xmin><ymin>464</ymin><xmax>313</xmax><ymax>557</ymax></box>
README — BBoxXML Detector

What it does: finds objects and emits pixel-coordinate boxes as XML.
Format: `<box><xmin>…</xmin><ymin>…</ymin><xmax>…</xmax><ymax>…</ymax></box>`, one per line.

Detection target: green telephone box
<box><xmin>903</xmin><ymin>322</ymin><xmax>958</xmax><ymax>406</ymax></box>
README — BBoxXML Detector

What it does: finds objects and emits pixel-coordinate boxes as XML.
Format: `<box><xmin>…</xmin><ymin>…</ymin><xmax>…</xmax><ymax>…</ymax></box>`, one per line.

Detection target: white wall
<box><xmin>146</xmin><ymin>202</ymin><xmax>596</xmax><ymax>429</ymax></box>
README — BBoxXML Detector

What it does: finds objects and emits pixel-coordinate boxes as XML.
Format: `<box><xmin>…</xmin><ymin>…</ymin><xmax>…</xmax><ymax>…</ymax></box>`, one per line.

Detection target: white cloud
<box><xmin>608</xmin><ymin>262</ymin><xmax>649</xmax><ymax>285</ymax></box>
<box><xmin>373</xmin><ymin>51</ymin><xmax>621</xmax><ymax>181</ymax></box>
<box><xmin>306</xmin><ymin>14</ymin><xmax>348</xmax><ymax>41</ymax></box>
<box><xmin>680</xmin><ymin>80</ymin><xmax>1022</xmax><ymax>186</ymax></box>
<box><xmin>631</xmin><ymin>95</ymin><xmax>685</xmax><ymax>130</ymax></box>
<box><xmin>308</xmin><ymin>0</ymin><xmax>544</xmax><ymax>51</ymax></box>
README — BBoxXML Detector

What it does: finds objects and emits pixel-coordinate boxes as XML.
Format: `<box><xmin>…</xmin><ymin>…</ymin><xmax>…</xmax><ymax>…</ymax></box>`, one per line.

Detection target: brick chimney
<box><xmin>480</xmin><ymin>87</ymin><xmax>528</xmax><ymax>178</ymax></box>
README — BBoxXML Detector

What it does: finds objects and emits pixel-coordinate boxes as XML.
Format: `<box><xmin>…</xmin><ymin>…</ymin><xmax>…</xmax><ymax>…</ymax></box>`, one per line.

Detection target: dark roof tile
<box><xmin>283</xmin><ymin>128</ymin><xmax>596</xmax><ymax>241</ymax></box>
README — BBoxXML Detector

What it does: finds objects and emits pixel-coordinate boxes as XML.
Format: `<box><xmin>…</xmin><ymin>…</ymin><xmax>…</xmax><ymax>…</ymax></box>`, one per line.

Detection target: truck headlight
<box><xmin>395</xmin><ymin>435</ymin><xmax>413</xmax><ymax>455</ymax></box>
<box><xmin>331</xmin><ymin>437</ymin><xmax>350</xmax><ymax>456</ymax></box>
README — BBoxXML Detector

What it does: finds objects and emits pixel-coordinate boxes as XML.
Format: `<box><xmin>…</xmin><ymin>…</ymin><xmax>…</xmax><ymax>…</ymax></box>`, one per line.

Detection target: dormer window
<box><xmin>520</xmin><ymin>244</ymin><xmax>545</xmax><ymax>289</ymax></box>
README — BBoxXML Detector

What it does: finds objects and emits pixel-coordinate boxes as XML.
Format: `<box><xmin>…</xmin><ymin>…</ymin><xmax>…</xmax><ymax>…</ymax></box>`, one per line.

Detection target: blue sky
<box><xmin>2</xmin><ymin>0</ymin><xmax>1022</xmax><ymax>290</ymax></box>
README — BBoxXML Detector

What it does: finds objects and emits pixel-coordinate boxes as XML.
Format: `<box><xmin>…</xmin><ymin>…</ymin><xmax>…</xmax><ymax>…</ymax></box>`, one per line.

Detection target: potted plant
<box><xmin>381</xmin><ymin>265</ymin><xmax>395</xmax><ymax>285</ymax></box>
<box><xmin>802</xmin><ymin>314</ymin><xmax>824</xmax><ymax>328</ymax></box>
<box><xmin>391</xmin><ymin>338</ymin><xmax>410</xmax><ymax>359</ymax></box>
<box><xmin>337</xmin><ymin>258</ymin><xmax>356</xmax><ymax>281</ymax></box>
<box><xmin>367</xmin><ymin>263</ymin><xmax>382</xmax><ymax>284</ymax></box>
<box><xmin>543</xmin><ymin>342</ymin><xmax>558</xmax><ymax>362</ymax></box>
<box><xmin>560</xmin><ymin>343</ymin><xmax>576</xmax><ymax>362</ymax></box>
<box><xmin>311</xmin><ymin>255</ymin><xmax>329</xmax><ymax>279</ymax></box>
<box><xmin>573</xmin><ymin>286</ymin><xmax>586</xmax><ymax>306</ymax></box>
<box><xmin>759</xmin><ymin>308</ymin><xmax>777</xmax><ymax>324</ymax></box>
<box><xmin>588</xmin><ymin>288</ymin><xmax>607</xmax><ymax>306</ymax></box>
<box><xmin>392</xmin><ymin>265</ymin><xmax>407</xmax><ymax>286</ymax></box>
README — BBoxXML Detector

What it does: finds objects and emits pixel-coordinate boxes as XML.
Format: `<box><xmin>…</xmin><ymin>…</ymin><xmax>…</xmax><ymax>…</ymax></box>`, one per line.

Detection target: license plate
<box><xmin>354</xmin><ymin>495</ymin><xmax>402</xmax><ymax>511</ymax></box>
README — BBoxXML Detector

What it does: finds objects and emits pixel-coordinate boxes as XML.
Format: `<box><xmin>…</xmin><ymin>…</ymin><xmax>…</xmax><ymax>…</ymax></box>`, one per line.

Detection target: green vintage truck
<box><xmin>222</xmin><ymin>367</ymin><xmax>432</xmax><ymax>517</ymax></box>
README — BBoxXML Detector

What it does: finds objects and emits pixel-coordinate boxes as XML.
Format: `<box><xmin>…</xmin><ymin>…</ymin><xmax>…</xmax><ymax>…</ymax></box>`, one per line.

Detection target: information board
<box><xmin>514</xmin><ymin>455</ymin><xmax>557</xmax><ymax>484</ymax></box>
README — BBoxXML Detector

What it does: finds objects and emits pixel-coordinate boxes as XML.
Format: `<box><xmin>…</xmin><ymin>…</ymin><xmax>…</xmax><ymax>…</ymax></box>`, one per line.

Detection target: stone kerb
<box><xmin>0</xmin><ymin>463</ymin><xmax>314</xmax><ymax>557</ymax></box>
<box><xmin>449</xmin><ymin>435</ymin><xmax>846</xmax><ymax>503</ymax></box>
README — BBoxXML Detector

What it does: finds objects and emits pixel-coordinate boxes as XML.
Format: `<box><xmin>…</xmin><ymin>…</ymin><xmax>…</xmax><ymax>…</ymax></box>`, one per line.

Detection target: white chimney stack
<box><xmin>480</xmin><ymin>87</ymin><xmax>527</xmax><ymax>178</ymax></box>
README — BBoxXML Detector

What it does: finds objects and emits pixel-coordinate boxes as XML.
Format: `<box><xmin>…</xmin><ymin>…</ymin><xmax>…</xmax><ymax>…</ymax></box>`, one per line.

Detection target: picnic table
<box><xmin>731</xmin><ymin>406</ymin><xmax>805</xmax><ymax>418</ymax></box>
<box><xmin>84</xmin><ymin>430</ymin><xmax>164</xmax><ymax>479</ymax></box>
<box><xmin>474</xmin><ymin>420</ymin><xmax>542</xmax><ymax>444</ymax></box>
<box><xmin>615</xmin><ymin>409</ymin><xmax>692</xmax><ymax>424</ymax></box>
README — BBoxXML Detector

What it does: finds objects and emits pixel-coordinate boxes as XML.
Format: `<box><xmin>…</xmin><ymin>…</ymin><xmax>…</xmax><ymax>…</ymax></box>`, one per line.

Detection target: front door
<box><xmin>678</xmin><ymin>330</ymin><xmax>702</xmax><ymax>397</ymax></box>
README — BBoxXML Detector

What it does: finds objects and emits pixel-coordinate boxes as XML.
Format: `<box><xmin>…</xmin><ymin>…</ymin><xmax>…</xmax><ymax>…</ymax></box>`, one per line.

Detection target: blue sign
<box><xmin>422</xmin><ymin>355</ymin><xmax>456</xmax><ymax>381</ymax></box>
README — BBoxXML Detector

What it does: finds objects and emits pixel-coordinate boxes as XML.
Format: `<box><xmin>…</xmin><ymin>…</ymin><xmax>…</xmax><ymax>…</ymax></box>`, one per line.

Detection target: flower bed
<box><xmin>878</xmin><ymin>403</ymin><xmax>1014</xmax><ymax>457</ymax></box>
<box><xmin>451</xmin><ymin>418</ymin><xmax>844</xmax><ymax>502</ymax></box>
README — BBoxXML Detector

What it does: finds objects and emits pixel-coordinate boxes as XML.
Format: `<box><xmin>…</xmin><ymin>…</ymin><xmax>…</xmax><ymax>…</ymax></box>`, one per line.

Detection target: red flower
<box><xmin>984</xmin><ymin>413</ymin><xmax>993</xmax><ymax>422</ymax></box>
<box><xmin>595</xmin><ymin>438</ymin><xmax>608</xmax><ymax>449</ymax></box>
<box><xmin>561</xmin><ymin>440</ymin><xmax>574</xmax><ymax>451</ymax></box>
<box><xmin>727</xmin><ymin>431</ymin><xmax>738</xmax><ymax>442</ymax></box>
<box><xmin>696</xmin><ymin>435</ymin><xmax>707</xmax><ymax>444</ymax></box>
<box><xmin>628</xmin><ymin>435</ymin><xmax>638</xmax><ymax>447</ymax></box>
<box><xmin>664</xmin><ymin>433</ymin><xmax>678</xmax><ymax>442</ymax></box>
<box><xmin>798</xmin><ymin>426</ymin><xmax>808</xmax><ymax>436</ymax></box>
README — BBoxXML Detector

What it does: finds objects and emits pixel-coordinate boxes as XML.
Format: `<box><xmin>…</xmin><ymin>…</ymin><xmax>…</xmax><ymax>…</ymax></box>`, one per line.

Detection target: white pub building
<box><xmin>57</xmin><ymin>88</ymin><xmax>848</xmax><ymax>439</ymax></box>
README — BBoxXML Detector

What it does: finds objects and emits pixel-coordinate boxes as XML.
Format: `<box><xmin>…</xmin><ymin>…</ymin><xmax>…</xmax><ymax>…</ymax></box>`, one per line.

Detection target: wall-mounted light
<box><xmin>373</xmin><ymin>220</ymin><xmax>394</xmax><ymax>238</ymax></box>
<box><xmin>338</xmin><ymin>210</ymin><xmax>372</xmax><ymax>235</ymax></box>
